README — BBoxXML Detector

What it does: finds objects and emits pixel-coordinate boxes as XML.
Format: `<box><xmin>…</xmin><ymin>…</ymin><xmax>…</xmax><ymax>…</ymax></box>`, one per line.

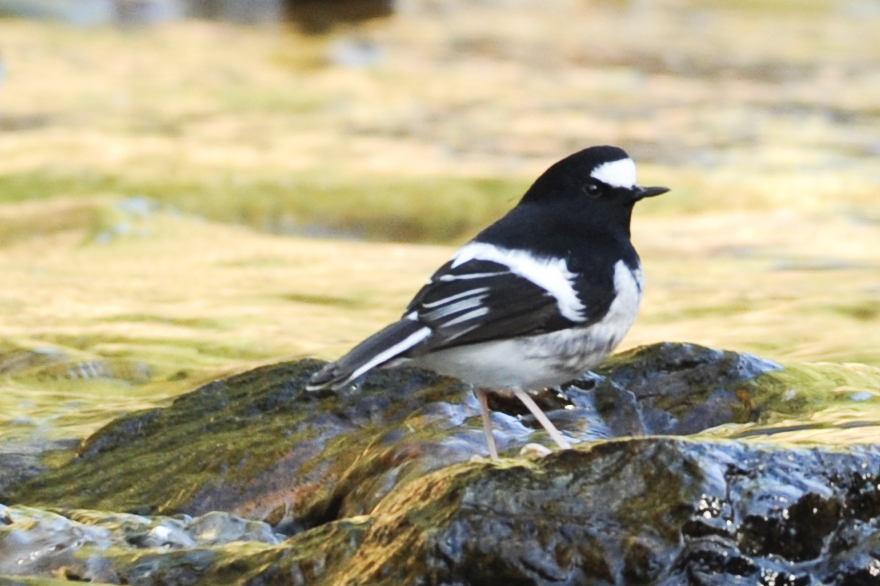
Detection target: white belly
<box><xmin>414</xmin><ymin>260</ymin><xmax>644</xmax><ymax>390</ymax></box>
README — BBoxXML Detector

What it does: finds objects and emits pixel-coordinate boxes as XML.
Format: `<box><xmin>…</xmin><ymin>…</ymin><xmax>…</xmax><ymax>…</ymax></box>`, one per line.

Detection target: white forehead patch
<box><xmin>590</xmin><ymin>157</ymin><xmax>637</xmax><ymax>189</ymax></box>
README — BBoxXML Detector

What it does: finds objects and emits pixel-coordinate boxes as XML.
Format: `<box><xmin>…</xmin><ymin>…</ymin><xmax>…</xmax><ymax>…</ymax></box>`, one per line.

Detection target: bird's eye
<box><xmin>582</xmin><ymin>183</ymin><xmax>601</xmax><ymax>198</ymax></box>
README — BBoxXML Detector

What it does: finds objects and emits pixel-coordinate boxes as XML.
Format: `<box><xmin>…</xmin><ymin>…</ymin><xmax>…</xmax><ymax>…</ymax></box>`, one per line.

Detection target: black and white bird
<box><xmin>307</xmin><ymin>146</ymin><xmax>668</xmax><ymax>459</ymax></box>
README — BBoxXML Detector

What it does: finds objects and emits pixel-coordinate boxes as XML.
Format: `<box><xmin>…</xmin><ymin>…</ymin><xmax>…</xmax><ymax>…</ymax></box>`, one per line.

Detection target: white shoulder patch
<box><xmin>450</xmin><ymin>242</ymin><xmax>586</xmax><ymax>322</ymax></box>
<box><xmin>591</xmin><ymin>157</ymin><xmax>637</xmax><ymax>189</ymax></box>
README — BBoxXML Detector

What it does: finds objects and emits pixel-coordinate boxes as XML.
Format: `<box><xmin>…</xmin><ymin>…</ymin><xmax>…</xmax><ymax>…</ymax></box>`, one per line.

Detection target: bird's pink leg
<box><xmin>476</xmin><ymin>388</ymin><xmax>499</xmax><ymax>460</ymax></box>
<box><xmin>513</xmin><ymin>389</ymin><xmax>572</xmax><ymax>450</ymax></box>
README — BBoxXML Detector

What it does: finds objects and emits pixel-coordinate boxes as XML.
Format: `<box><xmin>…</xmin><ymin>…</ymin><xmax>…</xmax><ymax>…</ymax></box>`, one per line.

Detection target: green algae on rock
<box><xmin>3</xmin><ymin>359</ymin><xmax>479</xmax><ymax>530</ymax></box>
<box><xmin>5</xmin><ymin>342</ymin><xmax>880</xmax><ymax>530</ymax></box>
<box><xmin>1</xmin><ymin>343</ymin><xmax>880</xmax><ymax>583</ymax></box>
<box><xmin>4</xmin><ymin>439</ymin><xmax>880</xmax><ymax>585</ymax></box>
<box><xmin>3</xmin><ymin>342</ymin><xmax>880</xmax><ymax>585</ymax></box>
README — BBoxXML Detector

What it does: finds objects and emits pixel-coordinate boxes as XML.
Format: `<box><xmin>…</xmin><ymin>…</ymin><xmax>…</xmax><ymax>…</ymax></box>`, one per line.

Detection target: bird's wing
<box><xmin>404</xmin><ymin>253</ymin><xmax>616</xmax><ymax>352</ymax></box>
<box><xmin>307</xmin><ymin>246</ymin><xmax>623</xmax><ymax>391</ymax></box>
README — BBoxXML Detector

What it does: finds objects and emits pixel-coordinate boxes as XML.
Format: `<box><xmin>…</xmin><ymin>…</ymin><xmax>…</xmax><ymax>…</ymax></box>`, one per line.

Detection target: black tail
<box><xmin>306</xmin><ymin>319</ymin><xmax>431</xmax><ymax>391</ymax></box>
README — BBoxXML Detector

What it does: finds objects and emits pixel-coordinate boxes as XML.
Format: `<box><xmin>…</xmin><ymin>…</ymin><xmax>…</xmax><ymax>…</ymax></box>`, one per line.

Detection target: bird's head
<box><xmin>520</xmin><ymin>146</ymin><xmax>669</xmax><ymax>212</ymax></box>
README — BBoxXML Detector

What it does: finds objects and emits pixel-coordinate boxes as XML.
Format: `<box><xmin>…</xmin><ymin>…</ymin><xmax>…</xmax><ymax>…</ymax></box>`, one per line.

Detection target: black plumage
<box><xmin>307</xmin><ymin>145</ymin><xmax>668</xmax><ymax>459</ymax></box>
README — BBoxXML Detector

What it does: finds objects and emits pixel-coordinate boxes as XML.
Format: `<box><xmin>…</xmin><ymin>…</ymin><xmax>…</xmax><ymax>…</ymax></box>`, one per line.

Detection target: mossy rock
<box><xmin>4</xmin><ymin>438</ymin><xmax>880</xmax><ymax>585</ymax></box>
<box><xmin>5</xmin><ymin>342</ymin><xmax>880</xmax><ymax>534</ymax></box>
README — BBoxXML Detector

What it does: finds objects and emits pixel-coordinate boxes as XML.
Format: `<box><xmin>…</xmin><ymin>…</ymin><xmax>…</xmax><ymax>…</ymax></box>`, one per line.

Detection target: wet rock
<box><xmin>1</xmin><ymin>342</ymin><xmax>880</xmax><ymax>584</ymax></box>
<box><xmin>34</xmin><ymin>359</ymin><xmax>152</xmax><ymax>383</ymax></box>
<box><xmin>0</xmin><ymin>440</ymin><xmax>80</xmax><ymax>497</ymax></box>
<box><xmin>564</xmin><ymin>342</ymin><xmax>784</xmax><ymax>438</ymax></box>
<box><xmin>5</xmin><ymin>343</ymin><xmax>877</xmax><ymax>532</ymax></box>
<box><xmin>4</xmin><ymin>359</ymin><xmax>483</xmax><ymax>532</ymax></box>
<box><xmin>291</xmin><ymin>440</ymin><xmax>880</xmax><ymax>585</ymax></box>
<box><xmin>0</xmin><ymin>342</ymin><xmax>152</xmax><ymax>383</ymax></box>
<box><xmin>5</xmin><ymin>439</ymin><xmax>880</xmax><ymax>584</ymax></box>
<box><xmin>0</xmin><ymin>347</ymin><xmax>68</xmax><ymax>375</ymax></box>
<box><xmin>0</xmin><ymin>504</ymin><xmax>280</xmax><ymax>581</ymax></box>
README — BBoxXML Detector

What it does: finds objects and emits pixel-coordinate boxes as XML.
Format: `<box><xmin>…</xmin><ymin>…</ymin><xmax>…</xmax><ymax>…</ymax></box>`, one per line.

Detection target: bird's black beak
<box><xmin>634</xmin><ymin>185</ymin><xmax>670</xmax><ymax>201</ymax></box>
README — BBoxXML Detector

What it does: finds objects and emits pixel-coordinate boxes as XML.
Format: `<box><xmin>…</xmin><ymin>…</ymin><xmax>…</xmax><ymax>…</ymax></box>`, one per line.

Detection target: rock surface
<box><xmin>2</xmin><ymin>342</ymin><xmax>880</xmax><ymax>585</ymax></box>
<box><xmin>0</xmin><ymin>505</ymin><xmax>281</xmax><ymax>581</ymax></box>
<box><xmin>3</xmin><ymin>440</ymin><xmax>880</xmax><ymax>585</ymax></box>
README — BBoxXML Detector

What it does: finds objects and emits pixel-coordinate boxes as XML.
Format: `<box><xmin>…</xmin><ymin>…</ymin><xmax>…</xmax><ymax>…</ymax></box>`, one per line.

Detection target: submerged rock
<box><xmin>1</xmin><ymin>342</ymin><xmax>880</xmax><ymax>584</ymax></box>
<box><xmin>0</xmin><ymin>505</ymin><xmax>280</xmax><ymax>582</ymax></box>
<box><xmin>2</xmin><ymin>439</ymin><xmax>880</xmax><ymax>585</ymax></box>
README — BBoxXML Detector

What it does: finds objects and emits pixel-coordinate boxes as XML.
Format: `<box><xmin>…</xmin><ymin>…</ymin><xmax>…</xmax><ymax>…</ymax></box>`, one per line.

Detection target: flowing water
<box><xmin>0</xmin><ymin>1</ymin><xmax>879</xmax><ymax>448</ymax></box>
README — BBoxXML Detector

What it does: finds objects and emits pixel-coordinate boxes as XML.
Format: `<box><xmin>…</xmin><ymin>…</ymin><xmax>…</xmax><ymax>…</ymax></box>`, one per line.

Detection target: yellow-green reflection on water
<box><xmin>0</xmin><ymin>3</ymin><xmax>878</xmax><ymax>446</ymax></box>
<box><xmin>0</xmin><ymin>379</ymin><xmax>176</xmax><ymax>443</ymax></box>
<box><xmin>0</xmin><ymin>195</ymin><xmax>878</xmax><ymax>447</ymax></box>
<box><xmin>714</xmin><ymin>408</ymin><xmax>880</xmax><ymax>445</ymax></box>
